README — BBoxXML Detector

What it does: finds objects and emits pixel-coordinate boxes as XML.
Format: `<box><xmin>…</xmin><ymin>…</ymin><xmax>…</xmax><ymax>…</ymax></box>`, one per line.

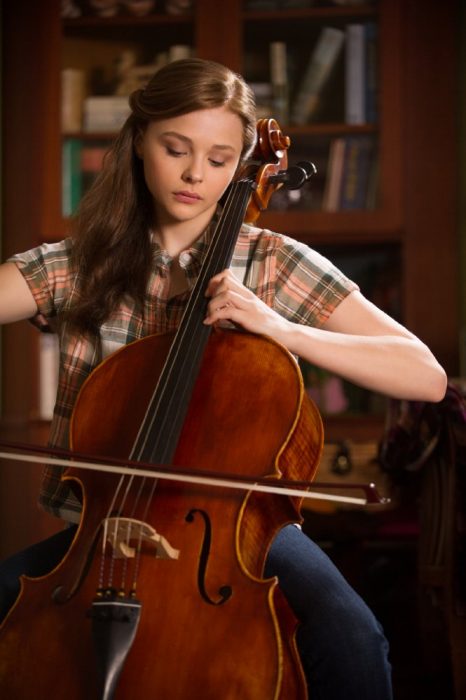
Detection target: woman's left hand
<box><xmin>204</xmin><ymin>269</ymin><xmax>289</xmax><ymax>343</ymax></box>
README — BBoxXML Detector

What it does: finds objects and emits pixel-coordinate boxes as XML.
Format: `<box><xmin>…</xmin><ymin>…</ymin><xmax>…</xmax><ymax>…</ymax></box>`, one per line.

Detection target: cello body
<box><xmin>0</xmin><ymin>328</ymin><xmax>322</xmax><ymax>699</ymax></box>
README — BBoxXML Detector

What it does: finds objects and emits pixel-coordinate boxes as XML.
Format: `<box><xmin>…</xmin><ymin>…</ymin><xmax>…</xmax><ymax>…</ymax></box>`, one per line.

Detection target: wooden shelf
<box><xmin>1</xmin><ymin>0</ymin><xmax>460</xmax><ymax>555</ymax></box>
<box><xmin>242</xmin><ymin>4</ymin><xmax>377</xmax><ymax>21</ymax></box>
<box><xmin>63</xmin><ymin>13</ymin><xmax>194</xmax><ymax>29</ymax></box>
<box><xmin>258</xmin><ymin>210</ymin><xmax>403</xmax><ymax>242</ymax></box>
<box><xmin>3</xmin><ymin>0</ymin><xmax>459</xmax><ymax>359</ymax></box>
<box><xmin>286</xmin><ymin>124</ymin><xmax>378</xmax><ymax>136</ymax></box>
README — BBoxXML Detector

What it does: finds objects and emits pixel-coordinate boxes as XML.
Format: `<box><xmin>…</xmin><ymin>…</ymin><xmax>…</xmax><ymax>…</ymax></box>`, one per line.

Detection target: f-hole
<box><xmin>185</xmin><ymin>508</ymin><xmax>232</xmax><ymax>605</ymax></box>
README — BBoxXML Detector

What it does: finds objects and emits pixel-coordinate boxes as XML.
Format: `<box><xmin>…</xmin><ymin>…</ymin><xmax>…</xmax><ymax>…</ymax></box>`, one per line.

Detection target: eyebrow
<box><xmin>161</xmin><ymin>131</ymin><xmax>237</xmax><ymax>152</ymax></box>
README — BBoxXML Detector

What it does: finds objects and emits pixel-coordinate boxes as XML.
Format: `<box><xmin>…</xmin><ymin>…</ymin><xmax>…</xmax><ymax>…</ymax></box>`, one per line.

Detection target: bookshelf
<box><xmin>0</xmin><ymin>0</ymin><xmax>460</xmax><ymax>551</ymax></box>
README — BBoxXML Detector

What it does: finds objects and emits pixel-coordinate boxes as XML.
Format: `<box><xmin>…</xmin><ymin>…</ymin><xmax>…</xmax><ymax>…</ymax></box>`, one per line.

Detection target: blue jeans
<box><xmin>0</xmin><ymin>523</ymin><xmax>392</xmax><ymax>699</ymax></box>
<box><xmin>264</xmin><ymin>524</ymin><xmax>393</xmax><ymax>699</ymax></box>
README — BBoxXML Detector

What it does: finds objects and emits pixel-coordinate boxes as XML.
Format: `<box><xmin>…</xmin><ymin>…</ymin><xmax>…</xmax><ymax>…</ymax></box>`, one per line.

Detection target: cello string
<box><xmin>125</xmin><ymin>195</ymin><xmax>235</xmax><ymax>461</ymax></box>
<box><xmin>127</xmin><ymin>189</ymin><xmax>236</xmax><ymax>458</ymax></box>
<box><xmin>103</xmin><ymin>181</ymin><xmax>253</xmax><ymax>591</ymax></box>
<box><xmin>123</xmin><ymin>182</ymin><xmax>253</xmax><ymax>583</ymax></box>
<box><xmin>129</xmin><ymin>180</ymin><xmax>252</xmax><ymax>465</ymax></box>
<box><xmin>141</xmin><ymin>208</ymin><xmax>247</xmax><ymax>455</ymax></box>
<box><xmin>99</xmin><ymin>474</ymin><xmax>148</xmax><ymax>594</ymax></box>
<box><xmin>106</xmin><ymin>470</ymin><xmax>160</xmax><ymax>594</ymax></box>
<box><xmin>102</xmin><ymin>188</ymin><xmax>249</xmax><ymax>589</ymax></box>
<box><xmin>97</xmin><ymin>473</ymin><xmax>129</xmax><ymax>592</ymax></box>
<box><xmin>130</xmin><ymin>474</ymin><xmax>160</xmax><ymax>593</ymax></box>
<box><xmin>124</xmin><ymin>163</ymin><xmax>288</xmax><ymax>583</ymax></box>
<box><xmin>98</xmin><ymin>470</ymin><xmax>150</xmax><ymax>594</ymax></box>
<box><xmin>110</xmin><ymin>474</ymin><xmax>138</xmax><ymax>592</ymax></box>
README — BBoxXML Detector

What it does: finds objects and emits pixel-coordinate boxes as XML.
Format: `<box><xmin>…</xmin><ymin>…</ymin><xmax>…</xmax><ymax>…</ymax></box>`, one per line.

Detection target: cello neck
<box><xmin>131</xmin><ymin>179</ymin><xmax>254</xmax><ymax>466</ymax></box>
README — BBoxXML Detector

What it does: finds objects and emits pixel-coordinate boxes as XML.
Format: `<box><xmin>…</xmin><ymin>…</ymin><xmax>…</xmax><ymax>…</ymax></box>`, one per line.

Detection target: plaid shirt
<box><xmin>9</xmin><ymin>221</ymin><xmax>357</xmax><ymax>522</ymax></box>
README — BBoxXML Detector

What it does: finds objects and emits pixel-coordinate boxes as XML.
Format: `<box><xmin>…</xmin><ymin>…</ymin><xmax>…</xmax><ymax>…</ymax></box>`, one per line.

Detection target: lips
<box><xmin>174</xmin><ymin>191</ymin><xmax>201</xmax><ymax>203</ymax></box>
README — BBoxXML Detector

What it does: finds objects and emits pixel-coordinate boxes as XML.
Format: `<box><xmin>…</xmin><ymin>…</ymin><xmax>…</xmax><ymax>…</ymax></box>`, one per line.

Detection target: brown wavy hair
<box><xmin>65</xmin><ymin>58</ymin><xmax>257</xmax><ymax>336</ymax></box>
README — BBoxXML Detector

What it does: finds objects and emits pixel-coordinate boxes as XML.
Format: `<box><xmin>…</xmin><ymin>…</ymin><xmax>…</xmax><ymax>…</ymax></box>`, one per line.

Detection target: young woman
<box><xmin>0</xmin><ymin>58</ymin><xmax>446</xmax><ymax>699</ymax></box>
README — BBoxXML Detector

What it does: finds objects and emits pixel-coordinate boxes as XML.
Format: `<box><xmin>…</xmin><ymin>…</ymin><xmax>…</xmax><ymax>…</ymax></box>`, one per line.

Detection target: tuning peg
<box><xmin>268</xmin><ymin>161</ymin><xmax>317</xmax><ymax>190</ymax></box>
<box><xmin>296</xmin><ymin>161</ymin><xmax>317</xmax><ymax>181</ymax></box>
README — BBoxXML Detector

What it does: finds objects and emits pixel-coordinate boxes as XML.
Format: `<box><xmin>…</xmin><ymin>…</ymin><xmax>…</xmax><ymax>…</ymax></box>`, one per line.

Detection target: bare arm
<box><xmin>285</xmin><ymin>290</ymin><xmax>447</xmax><ymax>401</ymax></box>
<box><xmin>0</xmin><ymin>262</ymin><xmax>38</xmax><ymax>323</ymax></box>
<box><xmin>204</xmin><ymin>270</ymin><xmax>447</xmax><ymax>403</ymax></box>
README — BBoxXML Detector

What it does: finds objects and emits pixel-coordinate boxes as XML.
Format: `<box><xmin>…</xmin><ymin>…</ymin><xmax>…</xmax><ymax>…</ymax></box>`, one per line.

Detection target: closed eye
<box><xmin>166</xmin><ymin>146</ymin><xmax>186</xmax><ymax>157</ymax></box>
<box><xmin>209</xmin><ymin>159</ymin><xmax>226</xmax><ymax>167</ymax></box>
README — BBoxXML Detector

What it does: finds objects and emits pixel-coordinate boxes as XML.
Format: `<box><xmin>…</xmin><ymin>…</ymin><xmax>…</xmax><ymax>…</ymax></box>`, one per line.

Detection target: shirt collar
<box><xmin>151</xmin><ymin>207</ymin><xmax>221</xmax><ymax>276</ymax></box>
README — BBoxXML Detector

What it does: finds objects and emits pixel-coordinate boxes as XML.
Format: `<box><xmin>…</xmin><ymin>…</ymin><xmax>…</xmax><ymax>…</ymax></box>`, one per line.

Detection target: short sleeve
<box><xmin>274</xmin><ymin>235</ymin><xmax>359</xmax><ymax>327</ymax></box>
<box><xmin>7</xmin><ymin>238</ymin><xmax>75</xmax><ymax>320</ymax></box>
<box><xmin>233</xmin><ymin>226</ymin><xmax>359</xmax><ymax>328</ymax></box>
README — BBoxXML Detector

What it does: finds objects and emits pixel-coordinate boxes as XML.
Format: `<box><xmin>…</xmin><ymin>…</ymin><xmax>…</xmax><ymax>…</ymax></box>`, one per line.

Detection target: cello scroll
<box><xmin>241</xmin><ymin>118</ymin><xmax>316</xmax><ymax>223</ymax></box>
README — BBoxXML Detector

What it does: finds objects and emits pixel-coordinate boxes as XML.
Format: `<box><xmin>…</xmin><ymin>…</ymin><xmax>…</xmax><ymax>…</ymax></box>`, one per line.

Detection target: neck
<box><xmin>154</xmin><ymin>208</ymin><xmax>216</xmax><ymax>259</ymax></box>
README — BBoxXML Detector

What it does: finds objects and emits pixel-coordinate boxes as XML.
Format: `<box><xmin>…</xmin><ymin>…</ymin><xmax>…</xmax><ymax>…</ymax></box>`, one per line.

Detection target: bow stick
<box><xmin>0</xmin><ymin>440</ymin><xmax>389</xmax><ymax>507</ymax></box>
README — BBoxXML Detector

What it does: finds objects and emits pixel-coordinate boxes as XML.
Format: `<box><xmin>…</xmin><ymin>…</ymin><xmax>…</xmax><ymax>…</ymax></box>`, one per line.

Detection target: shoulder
<box><xmin>236</xmin><ymin>223</ymin><xmax>358</xmax><ymax>326</ymax></box>
<box><xmin>236</xmin><ymin>223</ymin><xmax>351</xmax><ymax>276</ymax></box>
<box><xmin>7</xmin><ymin>237</ymin><xmax>74</xmax><ymax>273</ymax></box>
<box><xmin>235</xmin><ymin>223</ymin><xmax>304</xmax><ymax>259</ymax></box>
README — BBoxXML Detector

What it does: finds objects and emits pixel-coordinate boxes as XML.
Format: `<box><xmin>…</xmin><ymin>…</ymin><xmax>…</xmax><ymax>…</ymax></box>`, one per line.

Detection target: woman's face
<box><xmin>136</xmin><ymin>106</ymin><xmax>244</xmax><ymax>234</ymax></box>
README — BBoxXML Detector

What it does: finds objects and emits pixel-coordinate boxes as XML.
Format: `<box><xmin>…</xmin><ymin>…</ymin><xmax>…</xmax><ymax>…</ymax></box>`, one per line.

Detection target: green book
<box><xmin>62</xmin><ymin>138</ymin><xmax>82</xmax><ymax>217</ymax></box>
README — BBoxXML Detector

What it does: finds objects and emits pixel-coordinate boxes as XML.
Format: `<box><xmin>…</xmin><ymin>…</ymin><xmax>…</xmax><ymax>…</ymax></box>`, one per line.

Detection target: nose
<box><xmin>182</xmin><ymin>169</ymin><xmax>203</xmax><ymax>184</ymax></box>
<box><xmin>182</xmin><ymin>157</ymin><xmax>203</xmax><ymax>184</ymax></box>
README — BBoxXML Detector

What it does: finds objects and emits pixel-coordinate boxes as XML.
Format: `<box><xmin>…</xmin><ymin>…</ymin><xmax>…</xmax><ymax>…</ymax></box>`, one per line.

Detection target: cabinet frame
<box><xmin>1</xmin><ymin>0</ymin><xmax>460</xmax><ymax>412</ymax></box>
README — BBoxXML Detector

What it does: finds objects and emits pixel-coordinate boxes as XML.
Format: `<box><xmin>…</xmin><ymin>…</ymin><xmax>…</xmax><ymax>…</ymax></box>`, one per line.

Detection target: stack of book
<box><xmin>289</xmin><ymin>20</ymin><xmax>377</xmax><ymax>126</ymax></box>
<box><xmin>83</xmin><ymin>96</ymin><xmax>131</xmax><ymax>133</ymax></box>
<box><xmin>291</xmin><ymin>26</ymin><xmax>345</xmax><ymax>125</ymax></box>
<box><xmin>62</xmin><ymin>139</ymin><xmax>109</xmax><ymax>217</ymax></box>
<box><xmin>323</xmin><ymin>135</ymin><xmax>377</xmax><ymax>211</ymax></box>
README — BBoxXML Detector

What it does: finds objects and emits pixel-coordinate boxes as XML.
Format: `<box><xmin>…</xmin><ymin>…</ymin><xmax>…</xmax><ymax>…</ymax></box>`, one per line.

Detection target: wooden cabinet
<box><xmin>5</xmin><ymin>0</ymin><xmax>459</xmax><ymax>396</ymax></box>
<box><xmin>0</xmin><ymin>0</ymin><xmax>460</xmax><ymax>552</ymax></box>
<box><xmin>2</xmin><ymin>0</ymin><xmax>460</xmax><ymax>402</ymax></box>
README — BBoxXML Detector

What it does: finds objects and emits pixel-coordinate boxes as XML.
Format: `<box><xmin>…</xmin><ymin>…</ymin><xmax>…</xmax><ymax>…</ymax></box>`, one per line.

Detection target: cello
<box><xmin>0</xmin><ymin>119</ymin><xmax>323</xmax><ymax>699</ymax></box>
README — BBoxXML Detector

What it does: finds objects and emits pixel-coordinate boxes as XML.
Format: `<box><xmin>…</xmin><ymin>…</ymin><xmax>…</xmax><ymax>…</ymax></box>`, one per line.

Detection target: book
<box><xmin>83</xmin><ymin>96</ymin><xmax>131</xmax><ymax>133</ymax></box>
<box><xmin>322</xmin><ymin>137</ymin><xmax>346</xmax><ymax>212</ymax></box>
<box><xmin>291</xmin><ymin>27</ymin><xmax>345</xmax><ymax>125</ymax></box>
<box><xmin>365</xmin><ymin>22</ymin><xmax>378</xmax><ymax>123</ymax></box>
<box><xmin>269</xmin><ymin>41</ymin><xmax>288</xmax><ymax>124</ymax></box>
<box><xmin>345</xmin><ymin>24</ymin><xmax>365</xmax><ymax>125</ymax></box>
<box><xmin>168</xmin><ymin>44</ymin><xmax>192</xmax><ymax>62</ymax></box>
<box><xmin>39</xmin><ymin>333</ymin><xmax>59</xmax><ymax>421</ymax></box>
<box><xmin>81</xmin><ymin>144</ymin><xmax>108</xmax><ymax>196</ymax></box>
<box><xmin>61</xmin><ymin>68</ymin><xmax>85</xmax><ymax>133</ymax></box>
<box><xmin>339</xmin><ymin>136</ymin><xmax>374</xmax><ymax>210</ymax></box>
<box><xmin>62</xmin><ymin>138</ymin><xmax>82</xmax><ymax>217</ymax></box>
<box><xmin>365</xmin><ymin>153</ymin><xmax>379</xmax><ymax>210</ymax></box>
<box><xmin>249</xmin><ymin>82</ymin><xmax>273</xmax><ymax>119</ymax></box>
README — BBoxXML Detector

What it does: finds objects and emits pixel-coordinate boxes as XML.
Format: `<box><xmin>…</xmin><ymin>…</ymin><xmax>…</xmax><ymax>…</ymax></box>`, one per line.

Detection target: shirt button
<box><xmin>179</xmin><ymin>252</ymin><xmax>191</xmax><ymax>267</ymax></box>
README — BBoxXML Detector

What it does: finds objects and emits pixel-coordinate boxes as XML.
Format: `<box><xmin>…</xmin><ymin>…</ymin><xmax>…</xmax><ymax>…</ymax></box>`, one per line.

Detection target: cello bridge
<box><xmin>103</xmin><ymin>517</ymin><xmax>180</xmax><ymax>561</ymax></box>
